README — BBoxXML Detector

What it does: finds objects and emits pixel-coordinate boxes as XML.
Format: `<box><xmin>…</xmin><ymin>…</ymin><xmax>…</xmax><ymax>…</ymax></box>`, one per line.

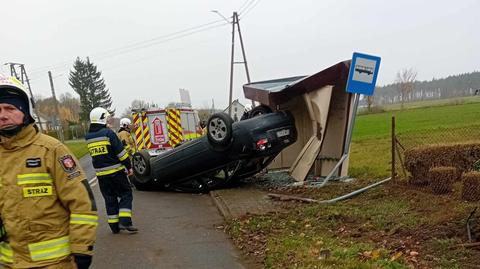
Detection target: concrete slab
<box><xmin>210</xmin><ymin>183</ymin><xmax>284</xmax><ymax>221</ymax></box>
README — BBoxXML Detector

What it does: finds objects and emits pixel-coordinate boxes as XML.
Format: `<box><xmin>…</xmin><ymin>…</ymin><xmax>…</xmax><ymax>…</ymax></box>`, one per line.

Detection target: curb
<box><xmin>210</xmin><ymin>190</ymin><xmax>233</xmax><ymax>221</ymax></box>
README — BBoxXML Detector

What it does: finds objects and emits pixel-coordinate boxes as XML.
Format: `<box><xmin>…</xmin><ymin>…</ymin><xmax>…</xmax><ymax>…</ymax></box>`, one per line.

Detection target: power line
<box><xmin>27</xmin><ymin>21</ymin><xmax>229</xmax><ymax>84</ymax></box>
<box><xmin>29</xmin><ymin>19</ymin><xmax>228</xmax><ymax>75</ymax></box>
<box><xmin>239</xmin><ymin>0</ymin><xmax>262</xmax><ymax>19</ymax></box>
<box><xmin>92</xmin><ymin>19</ymin><xmax>226</xmax><ymax>60</ymax></box>
<box><xmin>94</xmin><ymin>21</ymin><xmax>228</xmax><ymax>62</ymax></box>
<box><xmin>237</xmin><ymin>0</ymin><xmax>254</xmax><ymax>14</ymax></box>
<box><xmin>96</xmin><ymin>22</ymin><xmax>228</xmax><ymax>73</ymax></box>
<box><xmin>238</xmin><ymin>0</ymin><xmax>257</xmax><ymax>14</ymax></box>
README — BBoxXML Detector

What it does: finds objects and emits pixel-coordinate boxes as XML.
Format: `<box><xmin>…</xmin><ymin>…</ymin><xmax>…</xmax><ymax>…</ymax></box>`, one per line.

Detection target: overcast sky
<box><xmin>1</xmin><ymin>0</ymin><xmax>479</xmax><ymax>114</ymax></box>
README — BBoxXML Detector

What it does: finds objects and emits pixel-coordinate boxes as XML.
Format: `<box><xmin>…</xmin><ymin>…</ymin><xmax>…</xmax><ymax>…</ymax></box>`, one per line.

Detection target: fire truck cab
<box><xmin>131</xmin><ymin>106</ymin><xmax>203</xmax><ymax>156</ymax></box>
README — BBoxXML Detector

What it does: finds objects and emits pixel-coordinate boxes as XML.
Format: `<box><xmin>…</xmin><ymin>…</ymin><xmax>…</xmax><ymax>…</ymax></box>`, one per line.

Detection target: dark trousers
<box><xmin>98</xmin><ymin>171</ymin><xmax>133</xmax><ymax>231</ymax></box>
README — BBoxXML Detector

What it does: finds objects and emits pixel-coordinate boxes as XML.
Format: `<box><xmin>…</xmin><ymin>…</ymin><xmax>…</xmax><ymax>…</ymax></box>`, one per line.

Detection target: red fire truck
<box><xmin>131</xmin><ymin>107</ymin><xmax>203</xmax><ymax>154</ymax></box>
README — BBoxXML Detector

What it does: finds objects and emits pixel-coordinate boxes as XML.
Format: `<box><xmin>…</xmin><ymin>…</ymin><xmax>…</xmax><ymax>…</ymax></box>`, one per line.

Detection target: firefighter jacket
<box><xmin>86</xmin><ymin>124</ymin><xmax>131</xmax><ymax>177</ymax></box>
<box><xmin>0</xmin><ymin>124</ymin><xmax>97</xmax><ymax>268</ymax></box>
<box><xmin>117</xmin><ymin>128</ymin><xmax>135</xmax><ymax>155</ymax></box>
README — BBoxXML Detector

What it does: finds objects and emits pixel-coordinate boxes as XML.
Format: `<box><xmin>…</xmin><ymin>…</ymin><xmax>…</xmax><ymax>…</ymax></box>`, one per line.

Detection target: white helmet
<box><xmin>89</xmin><ymin>107</ymin><xmax>110</xmax><ymax>125</ymax></box>
<box><xmin>120</xmin><ymin>118</ymin><xmax>131</xmax><ymax>127</ymax></box>
<box><xmin>0</xmin><ymin>74</ymin><xmax>35</xmax><ymax>123</ymax></box>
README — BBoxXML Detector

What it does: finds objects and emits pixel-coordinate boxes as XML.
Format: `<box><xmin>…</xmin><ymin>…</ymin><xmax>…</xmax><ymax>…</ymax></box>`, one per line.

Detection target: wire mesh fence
<box><xmin>43</xmin><ymin>124</ymin><xmax>88</xmax><ymax>142</ymax></box>
<box><xmin>392</xmin><ymin>119</ymin><xmax>480</xmax><ymax>181</ymax></box>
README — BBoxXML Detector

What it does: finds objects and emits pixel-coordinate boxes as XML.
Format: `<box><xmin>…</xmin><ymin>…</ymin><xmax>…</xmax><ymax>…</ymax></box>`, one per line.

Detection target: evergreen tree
<box><xmin>69</xmin><ymin>57</ymin><xmax>114</xmax><ymax>121</ymax></box>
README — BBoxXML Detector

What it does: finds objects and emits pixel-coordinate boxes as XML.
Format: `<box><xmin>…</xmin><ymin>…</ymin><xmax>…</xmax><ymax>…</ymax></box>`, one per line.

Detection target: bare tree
<box><xmin>130</xmin><ymin>99</ymin><xmax>150</xmax><ymax>110</ymax></box>
<box><xmin>120</xmin><ymin>108</ymin><xmax>132</xmax><ymax>119</ymax></box>
<box><xmin>396</xmin><ymin>68</ymin><xmax>418</xmax><ymax>110</ymax></box>
<box><xmin>366</xmin><ymin>95</ymin><xmax>375</xmax><ymax>112</ymax></box>
<box><xmin>196</xmin><ymin>109</ymin><xmax>212</xmax><ymax>122</ymax></box>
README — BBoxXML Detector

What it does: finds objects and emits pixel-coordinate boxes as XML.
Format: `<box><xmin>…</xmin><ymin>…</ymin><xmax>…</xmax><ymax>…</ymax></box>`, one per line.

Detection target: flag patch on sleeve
<box><xmin>59</xmin><ymin>155</ymin><xmax>77</xmax><ymax>172</ymax></box>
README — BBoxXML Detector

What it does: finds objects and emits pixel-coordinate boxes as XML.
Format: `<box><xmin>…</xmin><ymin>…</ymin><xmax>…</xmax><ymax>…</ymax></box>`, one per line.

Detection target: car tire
<box><xmin>129</xmin><ymin>174</ymin><xmax>154</xmax><ymax>191</ymax></box>
<box><xmin>249</xmin><ymin>105</ymin><xmax>273</xmax><ymax>118</ymax></box>
<box><xmin>207</xmin><ymin>112</ymin><xmax>233</xmax><ymax>147</ymax></box>
<box><xmin>132</xmin><ymin>150</ymin><xmax>152</xmax><ymax>183</ymax></box>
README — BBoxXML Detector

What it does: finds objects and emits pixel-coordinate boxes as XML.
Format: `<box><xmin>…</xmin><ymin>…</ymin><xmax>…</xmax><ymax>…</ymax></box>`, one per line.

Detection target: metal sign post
<box><xmin>320</xmin><ymin>52</ymin><xmax>381</xmax><ymax>187</ymax></box>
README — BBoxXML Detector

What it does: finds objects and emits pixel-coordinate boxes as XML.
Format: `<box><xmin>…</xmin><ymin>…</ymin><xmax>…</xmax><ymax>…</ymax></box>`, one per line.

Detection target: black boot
<box><xmin>109</xmin><ymin>223</ymin><xmax>120</xmax><ymax>234</ymax></box>
<box><xmin>119</xmin><ymin>224</ymin><xmax>139</xmax><ymax>234</ymax></box>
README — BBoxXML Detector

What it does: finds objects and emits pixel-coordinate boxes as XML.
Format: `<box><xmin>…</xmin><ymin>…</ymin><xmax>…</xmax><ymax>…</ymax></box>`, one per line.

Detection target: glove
<box><xmin>73</xmin><ymin>254</ymin><xmax>92</xmax><ymax>269</ymax></box>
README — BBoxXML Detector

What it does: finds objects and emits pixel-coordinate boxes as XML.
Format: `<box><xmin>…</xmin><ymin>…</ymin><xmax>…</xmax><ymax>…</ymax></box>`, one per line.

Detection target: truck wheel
<box><xmin>132</xmin><ymin>150</ymin><xmax>151</xmax><ymax>183</ymax></box>
<box><xmin>207</xmin><ymin>113</ymin><xmax>233</xmax><ymax>146</ymax></box>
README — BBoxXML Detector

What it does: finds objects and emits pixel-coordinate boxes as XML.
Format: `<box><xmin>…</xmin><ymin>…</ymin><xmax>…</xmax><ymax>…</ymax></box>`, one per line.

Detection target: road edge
<box><xmin>209</xmin><ymin>190</ymin><xmax>233</xmax><ymax>221</ymax></box>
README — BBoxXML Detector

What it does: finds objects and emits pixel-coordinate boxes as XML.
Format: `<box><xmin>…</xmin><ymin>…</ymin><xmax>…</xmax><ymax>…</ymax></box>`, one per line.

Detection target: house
<box><xmin>33</xmin><ymin>114</ymin><xmax>51</xmax><ymax>132</ymax></box>
<box><xmin>223</xmin><ymin>99</ymin><xmax>245</xmax><ymax>122</ymax></box>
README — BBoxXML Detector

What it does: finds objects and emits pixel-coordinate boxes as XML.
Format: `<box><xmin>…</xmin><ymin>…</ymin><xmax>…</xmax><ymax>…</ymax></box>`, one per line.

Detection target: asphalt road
<box><xmin>80</xmin><ymin>156</ymin><xmax>256</xmax><ymax>269</ymax></box>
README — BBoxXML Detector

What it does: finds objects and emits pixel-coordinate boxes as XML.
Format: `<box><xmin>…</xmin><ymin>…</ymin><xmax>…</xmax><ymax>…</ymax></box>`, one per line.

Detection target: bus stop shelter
<box><xmin>243</xmin><ymin>60</ymin><xmax>354</xmax><ymax>182</ymax></box>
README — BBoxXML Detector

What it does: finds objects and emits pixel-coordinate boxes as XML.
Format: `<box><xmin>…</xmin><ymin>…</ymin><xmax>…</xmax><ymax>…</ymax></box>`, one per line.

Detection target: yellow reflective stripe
<box><xmin>108</xmin><ymin>215</ymin><xmax>119</xmax><ymax>223</ymax></box>
<box><xmin>17</xmin><ymin>173</ymin><xmax>53</xmax><ymax>185</ymax></box>
<box><xmin>184</xmin><ymin>133</ymin><xmax>201</xmax><ymax>140</ymax></box>
<box><xmin>87</xmin><ymin>141</ymin><xmax>111</xmax><ymax>148</ymax></box>
<box><xmin>119</xmin><ymin>212</ymin><xmax>132</xmax><ymax>217</ymax></box>
<box><xmin>119</xmin><ymin>208</ymin><xmax>132</xmax><ymax>217</ymax></box>
<box><xmin>17</xmin><ymin>173</ymin><xmax>50</xmax><ymax>179</ymax></box>
<box><xmin>118</xmin><ymin>152</ymin><xmax>129</xmax><ymax>161</ymax></box>
<box><xmin>70</xmin><ymin>214</ymin><xmax>98</xmax><ymax>226</ymax></box>
<box><xmin>95</xmin><ymin>166</ymin><xmax>125</xmax><ymax>176</ymax></box>
<box><xmin>0</xmin><ymin>242</ymin><xmax>13</xmax><ymax>263</ymax></box>
<box><xmin>28</xmin><ymin>236</ymin><xmax>71</xmax><ymax>261</ymax></box>
<box><xmin>169</xmin><ymin>120</ymin><xmax>182</xmax><ymax>131</ymax></box>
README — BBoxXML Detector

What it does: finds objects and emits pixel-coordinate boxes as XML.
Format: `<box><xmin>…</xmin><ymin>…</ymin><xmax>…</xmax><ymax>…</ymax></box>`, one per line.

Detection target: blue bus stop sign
<box><xmin>346</xmin><ymin>52</ymin><xmax>381</xmax><ymax>96</ymax></box>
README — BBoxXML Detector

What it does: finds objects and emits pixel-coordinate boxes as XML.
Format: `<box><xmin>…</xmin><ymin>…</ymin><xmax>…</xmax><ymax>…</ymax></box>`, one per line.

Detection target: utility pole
<box><xmin>6</xmin><ymin>63</ymin><xmax>44</xmax><ymax>133</ymax></box>
<box><xmin>234</xmin><ymin>12</ymin><xmax>253</xmax><ymax>100</ymax></box>
<box><xmin>227</xmin><ymin>12</ymin><xmax>236</xmax><ymax>117</ymax></box>
<box><xmin>214</xmin><ymin>11</ymin><xmax>253</xmax><ymax>116</ymax></box>
<box><xmin>48</xmin><ymin>71</ymin><xmax>64</xmax><ymax>142</ymax></box>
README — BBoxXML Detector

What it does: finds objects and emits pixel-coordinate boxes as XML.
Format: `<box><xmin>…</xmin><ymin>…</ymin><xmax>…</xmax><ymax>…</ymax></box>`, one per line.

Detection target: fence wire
<box><xmin>394</xmin><ymin>123</ymin><xmax>480</xmax><ymax>182</ymax></box>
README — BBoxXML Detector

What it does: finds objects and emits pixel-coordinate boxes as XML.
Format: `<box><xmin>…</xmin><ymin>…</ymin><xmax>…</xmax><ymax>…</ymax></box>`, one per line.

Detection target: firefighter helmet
<box><xmin>120</xmin><ymin>118</ymin><xmax>131</xmax><ymax>127</ymax></box>
<box><xmin>89</xmin><ymin>107</ymin><xmax>110</xmax><ymax>125</ymax></box>
<box><xmin>0</xmin><ymin>74</ymin><xmax>35</xmax><ymax>124</ymax></box>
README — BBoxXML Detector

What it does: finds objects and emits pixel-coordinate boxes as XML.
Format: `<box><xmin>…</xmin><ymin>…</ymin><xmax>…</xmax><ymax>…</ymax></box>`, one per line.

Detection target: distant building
<box><xmin>223</xmin><ymin>100</ymin><xmax>245</xmax><ymax>122</ymax></box>
<box><xmin>179</xmin><ymin>88</ymin><xmax>191</xmax><ymax>105</ymax></box>
<box><xmin>33</xmin><ymin>114</ymin><xmax>51</xmax><ymax>132</ymax></box>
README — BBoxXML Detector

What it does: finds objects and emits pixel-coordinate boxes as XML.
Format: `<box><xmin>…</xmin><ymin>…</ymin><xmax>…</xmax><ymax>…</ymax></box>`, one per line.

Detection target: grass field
<box><xmin>349</xmin><ymin>101</ymin><xmax>480</xmax><ymax>178</ymax></box>
<box><xmin>64</xmin><ymin>140</ymin><xmax>88</xmax><ymax>159</ymax></box>
<box><xmin>379</xmin><ymin>96</ymin><xmax>480</xmax><ymax>111</ymax></box>
<box><xmin>229</xmin><ymin>100</ymin><xmax>480</xmax><ymax>269</ymax></box>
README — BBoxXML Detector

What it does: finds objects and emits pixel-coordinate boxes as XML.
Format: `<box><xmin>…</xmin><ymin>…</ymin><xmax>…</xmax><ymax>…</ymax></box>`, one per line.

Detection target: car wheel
<box><xmin>207</xmin><ymin>112</ymin><xmax>233</xmax><ymax>146</ymax></box>
<box><xmin>132</xmin><ymin>150</ymin><xmax>151</xmax><ymax>184</ymax></box>
<box><xmin>129</xmin><ymin>174</ymin><xmax>155</xmax><ymax>191</ymax></box>
<box><xmin>249</xmin><ymin>105</ymin><xmax>273</xmax><ymax>118</ymax></box>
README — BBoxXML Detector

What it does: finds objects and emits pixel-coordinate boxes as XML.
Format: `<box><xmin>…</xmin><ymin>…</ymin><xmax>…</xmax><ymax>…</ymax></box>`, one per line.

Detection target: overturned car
<box><xmin>131</xmin><ymin>107</ymin><xmax>297</xmax><ymax>192</ymax></box>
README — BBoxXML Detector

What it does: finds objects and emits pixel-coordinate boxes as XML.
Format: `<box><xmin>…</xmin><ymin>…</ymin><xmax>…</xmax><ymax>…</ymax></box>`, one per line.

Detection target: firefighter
<box><xmin>86</xmin><ymin>107</ymin><xmax>139</xmax><ymax>234</ymax></box>
<box><xmin>118</xmin><ymin>118</ymin><xmax>135</xmax><ymax>156</ymax></box>
<box><xmin>200</xmin><ymin>121</ymin><xmax>207</xmax><ymax>136</ymax></box>
<box><xmin>0</xmin><ymin>75</ymin><xmax>97</xmax><ymax>269</ymax></box>
<box><xmin>117</xmin><ymin>118</ymin><xmax>136</xmax><ymax>189</ymax></box>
